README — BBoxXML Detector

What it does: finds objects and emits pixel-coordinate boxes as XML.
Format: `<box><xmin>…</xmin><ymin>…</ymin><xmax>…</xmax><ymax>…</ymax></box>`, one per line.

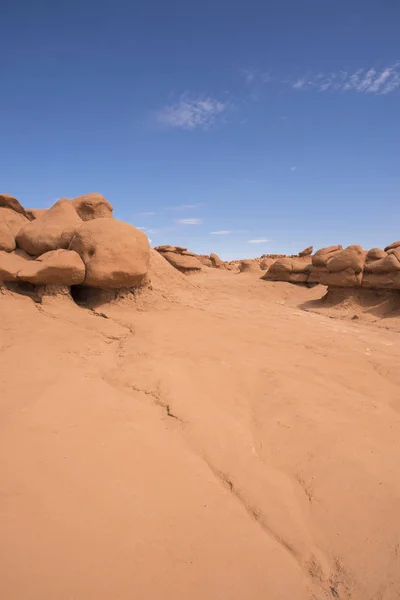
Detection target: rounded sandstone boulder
<box><xmin>239</xmin><ymin>260</ymin><xmax>261</xmax><ymax>273</ymax></box>
<box><xmin>326</xmin><ymin>245</ymin><xmax>366</xmax><ymax>274</ymax></box>
<box><xmin>159</xmin><ymin>251</ymin><xmax>202</xmax><ymax>272</ymax></box>
<box><xmin>0</xmin><ymin>208</ymin><xmax>29</xmax><ymax>252</ymax></box>
<box><xmin>312</xmin><ymin>245</ymin><xmax>343</xmax><ymax>267</ymax></box>
<box><xmin>210</xmin><ymin>252</ymin><xmax>225</xmax><ymax>269</ymax></box>
<box><xmin>17</xmin><ymin>249</ymin><xmax>85</xmax><ymax>285</ymax></box>
<box><xmin>16</xmin><ymin>199</ymin><xmax>83</xmax><ymax>256</ymax></box>
<box><xmin>69</xmin><ymin>219</ymin><xmax>150</xmax><ymax>288</ymax></box>
<box><xmin>71</xmin><ymin>193</ymin><xmax>113</xmax><ymax>221</ymax></box>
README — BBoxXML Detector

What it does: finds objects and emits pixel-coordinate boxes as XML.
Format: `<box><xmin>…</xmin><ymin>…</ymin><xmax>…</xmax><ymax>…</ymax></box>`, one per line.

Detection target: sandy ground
<box><xmin>1</xmin><ymin>268</ymin><xmax>400</xmax><ymax>600</ymax></box>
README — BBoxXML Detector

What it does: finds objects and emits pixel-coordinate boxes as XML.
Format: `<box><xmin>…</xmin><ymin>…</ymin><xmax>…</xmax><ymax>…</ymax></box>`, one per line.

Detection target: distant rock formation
<box><xmin>154</xmin><ymin>246</ymin><xmax>202</xmax><ymax>273</ymax></box>
<box><xmin>263</xmin><ymin>243</ymin><xmax>400</xmax><ymax>290</ymax></box>
<box><xmin>239</xmin><ymin>260</ymin><xmax>262</xmax><ymax>273</ymax></box>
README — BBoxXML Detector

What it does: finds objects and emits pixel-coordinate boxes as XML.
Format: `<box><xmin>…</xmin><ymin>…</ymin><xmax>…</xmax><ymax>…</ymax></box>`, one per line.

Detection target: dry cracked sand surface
<box><xmin>1</xmin><ymin>269</ymin><xmax>400</xmax><ymax>600</ymax></box>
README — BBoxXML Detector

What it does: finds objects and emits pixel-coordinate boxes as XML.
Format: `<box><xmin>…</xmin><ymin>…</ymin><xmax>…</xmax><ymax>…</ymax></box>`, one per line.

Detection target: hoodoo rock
<box><xmin>17</xmin><ymin>249</ymin><xmax>85</xmax><ymax>285</ymax></box>
<box><xmin>71</xmin><ymin>193</ymin><xmax>113</xmax><ymax>221</ymax></box>
<box><xmin>16</xmin><ymin>199</ymin><xmax>82</xmax><ymax>256</ymax></box>
<box><xmin>70</xmin><ymin>219</ymin><xmax>150</xmax><ymax>288</ymax></box>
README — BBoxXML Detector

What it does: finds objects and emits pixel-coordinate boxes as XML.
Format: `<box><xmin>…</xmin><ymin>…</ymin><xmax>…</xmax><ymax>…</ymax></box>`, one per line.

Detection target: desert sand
<box><xmin>1</xmin><ymin>262</ymin><xmax>400</xmax><ymax>600</ymax></box>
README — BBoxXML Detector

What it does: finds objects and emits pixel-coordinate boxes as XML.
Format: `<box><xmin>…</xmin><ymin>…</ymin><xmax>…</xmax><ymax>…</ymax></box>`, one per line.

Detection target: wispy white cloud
<box><xmin>167</xmin><ymin>203</ymin><xmax>203</xmax><ymax>211</ymax></box>
<box><xmin>242</xmin><ymin>68</ymin><xmax>271</xmax><ymax>84</ymax></box>
<box><xmin>290</xmin><ymin>166</ymin><xmax>296</xmax><ymax>172</ymax></box>
<box><xmin>157</xmin><ymin>94</ymin><xmax>228</xmax><ymax>130</ymax></box>
<box><xmin>177</xmin><ymin>218</ymin><xmax>203</xmax><ymax>225</ymax></box>
<box><xmin>292</xmin><ymin>64</ymin><xmax>400</xmax><ymax>94</ymax></box>
<box><xmin>210</xmin><ymin>230</ymin><xmax>232</xmax><ymax>235</ymax></box>
<box><xmin>248</xmin><ymin>238</ymin><xmax>269</xmax><ymax>244</ymax></box>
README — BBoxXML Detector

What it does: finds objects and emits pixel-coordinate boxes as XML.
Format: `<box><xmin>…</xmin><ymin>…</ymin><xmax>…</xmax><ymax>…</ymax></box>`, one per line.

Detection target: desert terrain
<box><xmin>1</xmin><ymin>259</ymin><xmax>400</xmax><ymax>600</ymax></box>
<box><xmin>2</xmin><ymin>193</ymin><xmax>400</xmax><ymax>599</ymax></box>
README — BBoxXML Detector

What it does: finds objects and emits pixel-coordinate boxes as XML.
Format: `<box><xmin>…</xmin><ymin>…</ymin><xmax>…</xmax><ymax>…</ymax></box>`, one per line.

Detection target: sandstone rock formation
<box><xmin>263</xmin><ymin>243</ymin><xmax>400</xmax><ymax>291</ymax></box>
<box><xmin>299</xmin><ymin>246</ymin><xmax>313</xmax><ymax>257</ymax></box>
<box><xmin>16</xmin><ymin>199</ymin><xmax>82</xmax><ymax>256</ymax></box>
<box><xmin>0</xmin><ymin>201</ymin><xmax>29</xmax><ymax>252</ymax></box>
<box><xmin>210</xmin><ymin>252</ymin><xmax>225</xmax><ymax>269</ymax></box>
<box><xmin>155</xmin><ymin>246</ymin><xmax>202</xmax><ymax>273</ymax></box>
<box><xmin>262</xmin><ymin>256</ymin><xmax>311</xmax><ymax>283</ymax></box>
<box><xmin>1</xmin><ymin>193</ymin><xmax>152</xmax><ymax>300</ymax></box>
<box><xmin>239</xmin><ymin>260</ymin><xmax>262</xmax><ymax>273</ymax></box>
<box><xmin>71</xmin><ymin>193</ymin><xmax>113</xmax><ymax>221</ymax></box>
<box><xmin>198</xmin><ymin>255</ymin><xmax>212</xmax><ymax>267</ymax></box>
<box><xmin>70</xmin><ymin>219</ymin><xmax>150</xmax><ymax>288</ymax></box>
<box><xmin>0</xmin><ymin>250</ymin><xmax>33</xmax><ymax>281</ymax></box>
<box><xmin>384</xmin><ymin>240</ymin><xmax>400</xmax><ymax>252</ymax></box>
<box><xmin>0</xmin><ymin>193</ymin><xmax>26</xmax><ymax>215</ymax></box>
<box><xmin>17</xmin><ymin>250</ymin><xmax>85</xmax><ymax>285</ymax></box>
<box><xmin>26</xmin><ymin>208</ymin><xmax>47</xmax><ymax>221</ymax></box>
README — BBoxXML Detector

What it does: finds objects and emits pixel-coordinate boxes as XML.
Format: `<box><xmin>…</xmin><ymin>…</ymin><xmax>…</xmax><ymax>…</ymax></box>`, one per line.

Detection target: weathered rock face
<box><xmin>299</xmin><ymin>246</ymin><xmax>313</xmax><ymax>257</ymax></box>
<box><xmin>210</xmin><ymin>253</ymin><xmax>225</xmax><ymax>269</ymax></box>
<box><xmin>159</xmin><ymin>251</ymin><xmax>202</xmax><ymax>272</ymax></box>
<box><xmin>239</xmin><ymin>260</ymin><xmax>262</xmax><ymax>273</ymax></box>
<box><xmin>263</xmin><ymin>257</ymin><xmax>311</xmax><ymax>282</ymax></box>
<box><xmin>259</xmin><ymin>257</ymin><xmax>274</xmax><ymax>271</ymax></box>
<box><xmin>198</xmin><ymin>255</ymin><xmax>212</xmax><ymax>267</ymax></box>
<box><xmin>312</xmin><ymin>245</ymin><xmax>343</xmax><ymax>267</ymax></box>
<box><xmin>0</xmin><ymin>194</ymin><xmax>26</xmax><ymax>216</ymax></box>
<box><xmin>70</xmin><ymin>219</ymin><xmax>150</xmax><ymax>288</ymax></box>
<box><xmin>0</xmin><ymin>208</ymin><xmax>29</xmax><ymax>237</ymax></box>
<box><xmin>17</xmin><ymin>249</ymin><xmax>85</xmax><ymax>285</ymax></box>
<box><xmin>0</xmin><ymin>208</ymin><xmax>29</xmax><ymax>252</ymax></box>
<box><xmin>71</xmin><ymin>193</ymin><xmax>113</xmax><ymax>221</ymax></box>
<box><xmin>0</xmin><ymin>250</ymin><xmax>32</xmax><ymax>281</ymax></box>
<box><xmin>0</xmin><ymin>222</ymin><xmax>16</xmax><ymax>252</ymax></box>
<box><xmin>26</xmin><ymin>208</ymin><xmax>48</xmax><ymax>221</ymax></box>
<box><xmin>16</xmin><ymin>199</ymin><xmax>82</xmax><ymax>256</ymax></box>
<box><xmin>263</xmin><ymin>242</ymin><xmax>400</xmax><ymax>290</ymax></box>
<box><xmin>155</xmin><ymin>245</ymin><xmax>203</xmax><ymax>273</ymax></box>
<box><xmin>384</xmin><ymin>240</ymin><xmax>400</xmax><ymax>252</ymax></box>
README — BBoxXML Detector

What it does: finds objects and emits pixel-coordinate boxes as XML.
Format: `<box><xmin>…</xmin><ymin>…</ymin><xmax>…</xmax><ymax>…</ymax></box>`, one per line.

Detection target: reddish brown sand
<box><xmin>1</xmin><ymin>269</ymin><xmax>400</xmax><ymax>599</ymax></box>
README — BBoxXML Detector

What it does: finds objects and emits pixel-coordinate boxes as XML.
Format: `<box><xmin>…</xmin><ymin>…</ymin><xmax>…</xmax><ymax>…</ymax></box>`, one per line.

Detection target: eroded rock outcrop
<box><xmin>16</xmin><ymin>199</ymin><xmax>82</xmax><ymax>256</ymax></box>
<box><xmin>71</xmin><ymin>193</ymin><xmax>113</xmax><ymax>221</ymax></box>
<box><xmin>70</xmin><ymin>219</ymin><xmax>150</xmax><ymax>288</ymax></box>
<box><xmin>1</xmin><ymin>193</ymin><xmax>151</xmax><ymax>301</ymax></box>
<box><xmin>263</xmin><ymin>243</ymin><xmax>400</xmax><ymax>291</ymax></box>
<box><xmin>239</xmin><ymin>260</ymin><xmax>262</xmax><ymax>274</ymax></box>
<box><xmin>155</xmin><ymin>246</ymin><xmax>202</xmax><ymax>273</ymax></box>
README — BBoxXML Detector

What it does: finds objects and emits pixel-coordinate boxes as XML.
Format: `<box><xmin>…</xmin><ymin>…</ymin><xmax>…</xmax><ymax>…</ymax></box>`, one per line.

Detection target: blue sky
<box><xmin>1</xmin><ymin>0</ymin><xmax>399</xmax><ymax>259</ymax></box>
